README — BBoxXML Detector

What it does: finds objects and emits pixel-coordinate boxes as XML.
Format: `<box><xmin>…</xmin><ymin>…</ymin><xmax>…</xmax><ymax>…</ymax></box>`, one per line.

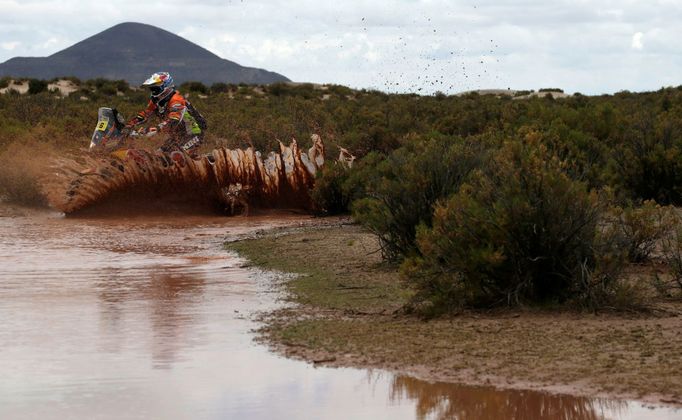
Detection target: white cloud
<box><xmin>1</xmin><ymin>41</ymin><xmax>20</xmax><ymax>51</ymax></box>
<box><xmin>41</xmin><ymin>37</ymin><xmax>58</xmax><ymax>49</ymax></box>
<box><xmin>1</xmin><ymin>0</ymin><xmax>682</xmax><ymax>94</ymax></box>
<box><xmin>632</xmin><ymin>31</ymin><xmax>644</xmax><ymax>50</ymax></box>
<box><xmin>363</xmin><ymin>48</ymin><xmax>380</xmax><ymax>62</ymax></box>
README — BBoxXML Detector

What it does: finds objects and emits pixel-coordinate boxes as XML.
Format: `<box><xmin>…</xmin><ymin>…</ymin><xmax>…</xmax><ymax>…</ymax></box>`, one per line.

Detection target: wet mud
<box><xmin>45</xmin><ymin>135</ymin><xmax>329</xmax><ymax>214</ymax></box>
<box><xmin>0</xmin><ymin>207</ymin><xmax>679</xmax><ymax>419</ymax></box>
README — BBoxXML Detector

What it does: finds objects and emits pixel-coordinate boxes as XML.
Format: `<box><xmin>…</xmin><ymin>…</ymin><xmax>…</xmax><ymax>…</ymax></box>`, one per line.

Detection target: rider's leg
<box><xmin>179</xmin><ymin>135</ymin><xmax>203</xmax><ymax>158</ymax></box>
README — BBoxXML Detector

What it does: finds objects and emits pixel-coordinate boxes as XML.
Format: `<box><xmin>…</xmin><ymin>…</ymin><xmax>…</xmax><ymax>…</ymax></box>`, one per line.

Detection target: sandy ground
<box><xmin>229</xmin><ymin>223</ymin><xmax>682</xmax><ymax>408</ymax></box>
<box><xmin>47</xmin><ymin>79</ymin><xmax>78</xmax><ymax>95</ymax></box>
<box><xmin>0</xmin><ymin>79</ymin><xmax>78</xmax><ymax>96</ymax></box>
<box><xmin>0</xmin><ymin>80</ymin><xmax>29</xmax><ymax>94</ymax></box>
<box><xmin>456</xmin><ymin>89</ymin><xmax>571</xmax><ymax>99</ymax></box>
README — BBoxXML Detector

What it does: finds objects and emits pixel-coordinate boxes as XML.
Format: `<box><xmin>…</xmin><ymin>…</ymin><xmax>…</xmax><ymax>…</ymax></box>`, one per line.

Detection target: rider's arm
<box><xmin>127</xmin><ymin>100</ymin><xmax>156</xmax><ymax>127</ymax></box>
<box><xmin>157</xmin><ymin>97</ymin><xmax>186</xmax><ymax>132</ymax></box>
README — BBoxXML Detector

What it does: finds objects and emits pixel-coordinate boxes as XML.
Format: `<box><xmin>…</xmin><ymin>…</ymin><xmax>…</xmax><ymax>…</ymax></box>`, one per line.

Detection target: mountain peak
<box><xmin>51</xmin><ymin>21</ymin><xmax>220</xmax><ymax>61</ymax></box>
<box><xmin>0</xmin><ymin>23</ymin><xmax>288</xmax><ymax>85</ymax></box>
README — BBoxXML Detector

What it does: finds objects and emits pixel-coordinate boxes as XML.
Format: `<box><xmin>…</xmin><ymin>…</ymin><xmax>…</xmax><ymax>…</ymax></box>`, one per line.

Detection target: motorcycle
<box><xmin>90</xmin><ymin>107</ymin><xmax>128</xmax><ymax>155</ymax></box>
<box><xmin>53</xmin><ymin>107</ymin><xmax>330</xmax><ymax>214</ymax></box>
<box><xmin>89</xmin><ymin>107</ymin><xmax>186</xmax><ymax>165</ymax></box>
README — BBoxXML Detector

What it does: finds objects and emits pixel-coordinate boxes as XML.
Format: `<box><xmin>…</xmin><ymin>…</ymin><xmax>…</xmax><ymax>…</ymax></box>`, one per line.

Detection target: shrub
<box><xmin>311</xmin><ymin>163</ymin><xmax>352</xmax><ymax>215</ymax></box>
<box><xmin>180</xmin><ymin>81</ymin><xmax>209</xmax><ymax>95</ymax></box>
<box><xmin>88</xmin><ymin>78</ymin><xmax>109</xmax><ymax>89</ymax></box>
<box><xmin>608</xmin><ymin>200</ymin><xmax>677</xmax><ymax>263</ymax></box>
<box><xmin>268</xmin><ymin>83</ymin><xmax>291</xmax><ymax>97</ymax></box>
<box><xmin>115</xmin><ymin>79</ymin><xmax>129</xmax><ymax>92</ymax></box>
<box><xmin>609</xmin><ymin>112</ymin><xmax>682</xmax><ymax>204</ymax></box>
<box><xmin>659</xmin><ymin>223</ymin><xmax>682</xmax><ymax>297</ymax></box>
<box><xmin>404</xmin><ymin>139</ymin><xmax>609</xmax><ymax>312</ymax></box>
<box><xmin>28</xmin><ymin>79</ymin><xmax>48</xmax><ymax>95</ymax></box>
<box><xmin>327</xmin><ymin>84</ymin><xmax>353</xmax><ymax>96</ymax></box>
<box><xmin>210</xmin><ymin>82</ymin><xmax>230</xmax><ymax>94</ymax></box>
<box><xmin>63</xmin><ymin>76</ymin><xmax>81</xmax><ymax>85</ymax></box>
<box><xmin>98</xmin><ymin>83</ymin><xmax>117</xmax><ymax>96</ymax></box>
<box><xmin>352</xmin><ymin>136</ymin><xmax>488</xmax><ymax>261</ymax></box>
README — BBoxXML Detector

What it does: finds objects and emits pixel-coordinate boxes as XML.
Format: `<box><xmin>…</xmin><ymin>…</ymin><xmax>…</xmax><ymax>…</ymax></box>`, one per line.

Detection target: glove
<box><xmin>126</xmin><ymin>113</ymin><xmax>146</xmax><ymax>128</ymax></box>
<box><xmin>145</xmin><ymin>127</ymin><xmax>159</xmax><ymax>138</ymax></box>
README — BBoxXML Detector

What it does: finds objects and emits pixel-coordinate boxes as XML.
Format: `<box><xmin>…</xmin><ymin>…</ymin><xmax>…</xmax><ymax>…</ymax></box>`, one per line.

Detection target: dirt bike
<box><xmin>89</xmin><ymin>107</ymin><xmax>196</xmax><ymax>166</ymax></box>
<box><xmin>89</xmin><ymin>107</ymin><xmax>148</xmax><ymax>161</ymax></box>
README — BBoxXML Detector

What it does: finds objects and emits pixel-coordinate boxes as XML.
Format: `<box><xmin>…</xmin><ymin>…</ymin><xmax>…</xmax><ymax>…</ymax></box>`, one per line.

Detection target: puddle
<box><xmin>0</xmin><ymin>209</ymin><xmax>679</xmax><ymax>419</ymax></box>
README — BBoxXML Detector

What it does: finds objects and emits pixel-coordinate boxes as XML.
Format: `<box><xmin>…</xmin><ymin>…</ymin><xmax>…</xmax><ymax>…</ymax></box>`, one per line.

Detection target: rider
<box><xmin>126</xmin><ymin>72</ymin><xmax>206</xmax><ymax>159</ymax></box>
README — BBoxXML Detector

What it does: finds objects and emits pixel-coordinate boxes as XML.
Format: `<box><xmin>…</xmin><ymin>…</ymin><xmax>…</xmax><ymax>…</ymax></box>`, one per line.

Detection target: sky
<box><xmin>1</xmin><ymin>0</ymin><xmax>681</xmax><ymax>95</ymax></box>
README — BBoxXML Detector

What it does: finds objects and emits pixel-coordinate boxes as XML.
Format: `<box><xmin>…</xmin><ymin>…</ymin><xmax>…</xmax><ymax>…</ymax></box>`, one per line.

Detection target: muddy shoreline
<box><xmin>228</xmin><ymin>222</ymin><xmax>682</xmax><ymax>409</ymax></box>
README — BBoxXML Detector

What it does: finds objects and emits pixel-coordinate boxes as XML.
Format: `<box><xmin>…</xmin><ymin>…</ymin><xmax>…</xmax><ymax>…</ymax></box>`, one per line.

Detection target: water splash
<box><xmin>46</xmin><ymin>135</ymin><xmax>331</xmax><ymax>214</ymax></box>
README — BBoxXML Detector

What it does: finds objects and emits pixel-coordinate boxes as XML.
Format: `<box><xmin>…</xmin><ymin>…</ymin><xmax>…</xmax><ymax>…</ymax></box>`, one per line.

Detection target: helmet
<box><xmin>141</xmin><ymin>72</ymin><xmax>175</xmax><ymax>104</ymax></box>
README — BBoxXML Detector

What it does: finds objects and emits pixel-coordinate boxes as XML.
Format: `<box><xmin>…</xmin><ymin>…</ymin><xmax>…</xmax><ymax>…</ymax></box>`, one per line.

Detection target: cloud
<box><xmin>1</xmin><ymin>0</ymin><xmax>682</xmax><ymax>94</ymax></box>
<box><xmin>1</xmin><ymin>41</ymin><xmax>20</xmax><ymax>51</ymax></box>
<box><xmin>41</xmin><ymin>37</ymin><xmax>58</xmax><ymax>49</ymax></box>
<box><xmin>631</xmin><ymin>32</ymin><xmax>644</xmax><ymax>50</ymax></box>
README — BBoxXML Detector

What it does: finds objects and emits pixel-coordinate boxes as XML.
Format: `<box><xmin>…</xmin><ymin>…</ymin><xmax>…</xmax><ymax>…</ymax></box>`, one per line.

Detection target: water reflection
<box><xmin>96</xmin><ymin>270</ymin><xmax>206</xmax><ymax>369</ymax></box>
<box><xmin>390</xmin><ymin>375</ymin><xmax>627</xmax><ymax>420</ymax></box>
<box><xmin>148</xmin><ymin>272</ymin><xmax>205</xmax><ymax>368</ymax></box>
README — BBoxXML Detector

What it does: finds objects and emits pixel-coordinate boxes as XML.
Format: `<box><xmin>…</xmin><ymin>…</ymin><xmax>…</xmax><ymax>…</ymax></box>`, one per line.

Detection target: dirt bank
<box><xmin>228</xmin><ymin>223</ymin><xmax>682</xmax><ymax>407</ymax></box>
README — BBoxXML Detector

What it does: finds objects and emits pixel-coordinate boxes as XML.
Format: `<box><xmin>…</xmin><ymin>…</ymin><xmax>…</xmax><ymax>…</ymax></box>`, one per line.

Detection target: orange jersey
<box><xmin>131</xmin><ymin>91</ymin><xmax>202</xmax><ymax>137</ymax></box>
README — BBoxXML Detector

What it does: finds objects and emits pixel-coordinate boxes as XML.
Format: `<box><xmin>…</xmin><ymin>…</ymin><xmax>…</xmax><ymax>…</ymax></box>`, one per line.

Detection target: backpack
<box><xmin>186</xmin><ymin>100</ymin><xmax>208</xmax><ymax>131</ymax></box>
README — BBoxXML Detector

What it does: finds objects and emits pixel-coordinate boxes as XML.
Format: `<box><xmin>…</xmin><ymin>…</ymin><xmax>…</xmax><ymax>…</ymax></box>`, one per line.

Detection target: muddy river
<box><xmin>0</xmin><ymin>208</ymin><xmax>679</xmax><ymax>419</ymax></box>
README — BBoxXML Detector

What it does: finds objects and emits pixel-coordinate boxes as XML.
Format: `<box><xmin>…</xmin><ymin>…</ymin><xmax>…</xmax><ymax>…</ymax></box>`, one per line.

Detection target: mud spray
<box><xmin>42</xmin><ymin>134</ymin><xmax>341</xmax><ymax>215</ymax></box>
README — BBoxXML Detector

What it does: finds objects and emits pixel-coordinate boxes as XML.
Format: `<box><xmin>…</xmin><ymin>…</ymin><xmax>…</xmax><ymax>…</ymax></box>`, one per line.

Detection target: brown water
<box><xmin>0</xmin><ymin>209</ymin><xmax>679</xmax><ymax>420</ymax></box>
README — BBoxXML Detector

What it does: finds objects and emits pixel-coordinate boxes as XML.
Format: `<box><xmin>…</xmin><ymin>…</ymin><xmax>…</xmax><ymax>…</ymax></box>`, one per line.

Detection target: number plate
<box><xmin>96</xmin><ymin>119</ymin><xmax>109</xmax><ymax>131</ymax></box>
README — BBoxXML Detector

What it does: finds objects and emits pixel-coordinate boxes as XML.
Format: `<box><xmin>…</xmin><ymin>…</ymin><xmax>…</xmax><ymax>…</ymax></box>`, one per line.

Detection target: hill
<box><xmin>0</xmin><ymin>22</ymin><xmax>289</xmax><ymax>85</ymax></box>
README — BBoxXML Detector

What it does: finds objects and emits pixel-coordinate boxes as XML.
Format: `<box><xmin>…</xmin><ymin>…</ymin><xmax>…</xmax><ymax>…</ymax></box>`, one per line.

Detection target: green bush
<box><xmin>63</xmin><ymin>76</ymin><xmax>82</xmax><ymax>85</ymax></box>
<box><xmin>28</xmin><ymin>79</ymin><xmax>48</xmax><ymax>95</ymax></box>
<box><xmin>352</xmin><ymin>136</ymin><xmax>488</xmax><ymax>261</ymax></box>
<box><xmin>404</xmin><ymin>138</ymin><xmax>609</xmax><ymax>312</ymax></box>
<box><xmin>608</xmin><ymin>200</ymin><xmax>677</xmax><ymax>263</ymax></box>
<box><xmin>311</xmin><ymin>163</ymin><xmax>352</xmax><ymax>215</ymax></box>
<box><xmin>268</xmin><ymin>83</ymin><xmax>291</xmax><ymax>97</ymax></box>
<box><xmin>82</xmin><ymin>78</ymin><xmax>126</xmax><ymax>94</ymax></box>
<box><xmin>660</xmin><ymin>223</ymin><xmax>682</xmax><ymax>297</ymax></box>
<box><xmin>98</xmin><ymin>83</ymin><xmax>117</xmax><ymax>96</ymax></box>
<box><xmin>180</xmin><ymin>81</ymin><xmax>209</xmax><ymax>94</ymax></box>
<box><xmin>327</xmin><ymin>84</ymin><xmax>353</xmax><ymax>96</ymax></box>
<box><xmin>114</xmin><ymin>79</ymin><xmax>129</xmax><ymax>92</ymax></box>
<box><xmin>210</xmin><ymin>82</ymin><xmax>230</xmax><ymax>94</ymax></box>
<box><xmin>609</xmin><ymin>112</ymin><xmax>682</xmax><ymax>204</ymax></box>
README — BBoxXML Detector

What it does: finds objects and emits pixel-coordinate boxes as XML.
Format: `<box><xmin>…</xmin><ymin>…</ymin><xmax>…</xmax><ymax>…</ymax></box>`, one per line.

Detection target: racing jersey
<box><xmin>132</xmin><ymin>91</ymin><xmax>202</xmax><ymax>139</ymax></box>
